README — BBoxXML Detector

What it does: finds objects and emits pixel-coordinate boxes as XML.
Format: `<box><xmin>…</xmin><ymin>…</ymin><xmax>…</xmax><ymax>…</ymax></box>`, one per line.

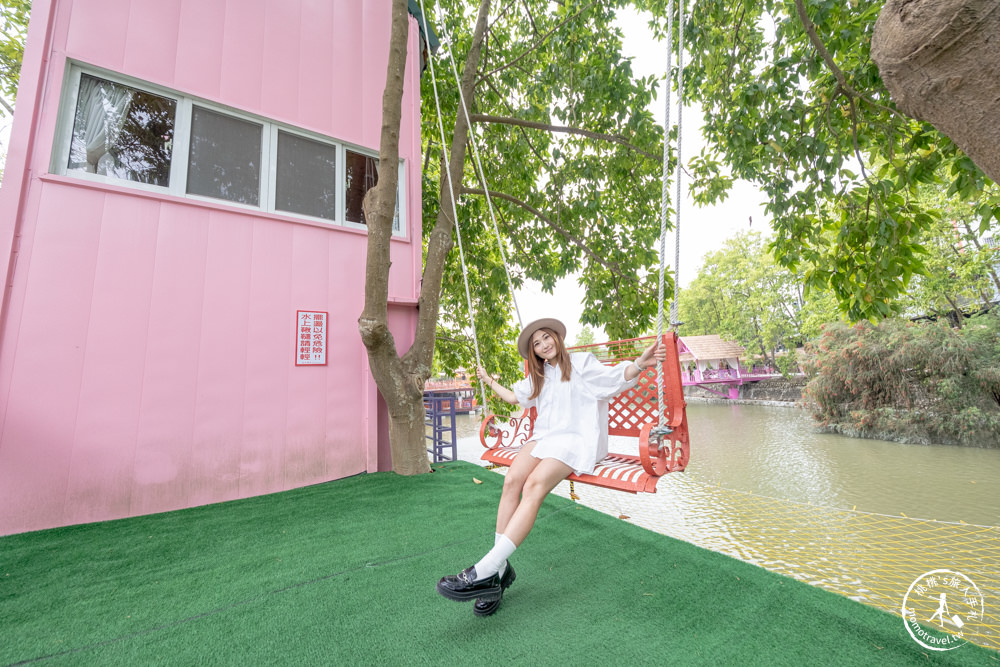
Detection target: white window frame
<box><xmin>51</xmin><ymin>62</ymin><xmax>407</xmax><ymax>238</ymax></box>
<box><xmin>268</xmin><ymin>124</ymin><xmax>345</xmax><ymax>226</ymax></box>
<box><xmin>182</xmin><ymin>100</ymin><xmax>270</xmax><ymax>212</ymax></box>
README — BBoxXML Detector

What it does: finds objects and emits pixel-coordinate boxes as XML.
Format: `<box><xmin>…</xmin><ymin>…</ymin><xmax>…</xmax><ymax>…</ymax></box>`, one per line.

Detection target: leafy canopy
<box><xmin>802</xmin><ymin>316</ymin><xmax>1000</xmax><ymax>447</ymax></box>
<box><xmin>678</xmin><ymin>229</ymin><xmax>841</xmax><ymax>369</ymax></box>
<box><xmin>636</xmin><ymin>0</ymin><xmax>998</xmax><ymax>321</ymax></box>
<box><xmin>425</xmin><ymin>0</ymin><xmax>677</xmax><ymax>388</ymax></box>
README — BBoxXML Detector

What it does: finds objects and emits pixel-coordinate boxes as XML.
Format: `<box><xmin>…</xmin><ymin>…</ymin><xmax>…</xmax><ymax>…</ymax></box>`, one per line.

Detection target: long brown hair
<box><xmin>526</xmin><ymin>327</ymin><xmax>572</xmax><ymax>400</ymax></box>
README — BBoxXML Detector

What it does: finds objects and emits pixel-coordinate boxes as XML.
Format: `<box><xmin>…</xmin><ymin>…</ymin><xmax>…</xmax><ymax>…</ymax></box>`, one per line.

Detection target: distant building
<box><xmin>678</xmin><ymin>335</ymin><xmax>746</xmax><ymax>383</ymax></box>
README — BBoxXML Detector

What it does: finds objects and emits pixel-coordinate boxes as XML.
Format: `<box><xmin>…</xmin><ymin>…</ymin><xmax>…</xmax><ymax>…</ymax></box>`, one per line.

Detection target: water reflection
<box><xmin>68</xmin><ymin>73</ymin><xmax>175</xmax><ymax>186</ymax></box>
<box><xmin>452</xmin><ymin>403</ymin><xmax>1000</xmax><ymax>526</ymax></box>
<box><xmin>680</xmin><ymin>404</ymin><xmax>1000</xmax><ymax>525</ymax></box>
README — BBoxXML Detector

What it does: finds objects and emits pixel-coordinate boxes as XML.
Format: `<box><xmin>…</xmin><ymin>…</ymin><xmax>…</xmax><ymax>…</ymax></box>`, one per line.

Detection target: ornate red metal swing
<box><xmin>477</xmin><ymin>332</ymin><xmax>690</xmax><ymax>494</ymax></box>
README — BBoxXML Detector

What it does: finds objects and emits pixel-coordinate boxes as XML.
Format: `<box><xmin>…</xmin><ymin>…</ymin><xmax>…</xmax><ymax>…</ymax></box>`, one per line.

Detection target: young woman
<box><xmin>436</xmin><ymin>317</ymin><xmax>665</xmax><ymax>616</ymax></box>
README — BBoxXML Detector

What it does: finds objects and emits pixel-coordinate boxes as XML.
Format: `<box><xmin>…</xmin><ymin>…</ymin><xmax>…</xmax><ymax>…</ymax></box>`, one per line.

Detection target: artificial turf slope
<box><xmin>1</xmin><ymin>461</ymin><xmax>995</xmax><ymax>666</ymax></box>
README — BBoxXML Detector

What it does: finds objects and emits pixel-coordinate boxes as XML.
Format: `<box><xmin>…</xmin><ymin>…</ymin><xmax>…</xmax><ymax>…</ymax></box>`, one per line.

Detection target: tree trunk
<box><xmin>359</xmin><ymin>0</ymin><xmax>424</xmax><ymax>474</ymax></box>
<box><xmin>872</xmin><ymin>0</ymin><xmax>1000</xmax><ymax>183</ymax></box>
<box><xmin>942</xmin><ymin>292</ymin><xmax>965</xmax><ymax>328</ymax></box>
<box><xmin>359</xmin><ymin>0</ymin><xmax>491</xmax><ymax>475</ymax></box>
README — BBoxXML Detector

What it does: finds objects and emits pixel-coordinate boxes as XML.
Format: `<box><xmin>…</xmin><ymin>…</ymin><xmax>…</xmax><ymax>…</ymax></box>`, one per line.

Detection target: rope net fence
<box><xmin>545</xmin><ymin>471</ymin><xmax>1000</xmax><ymax>652</ymax></box>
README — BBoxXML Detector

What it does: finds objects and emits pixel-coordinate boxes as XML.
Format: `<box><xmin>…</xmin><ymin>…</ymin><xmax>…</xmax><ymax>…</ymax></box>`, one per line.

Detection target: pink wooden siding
<box><xmin>0</xmin><ymin>0</ymin><xmax>422</xmax><ymax>535</ymax></box>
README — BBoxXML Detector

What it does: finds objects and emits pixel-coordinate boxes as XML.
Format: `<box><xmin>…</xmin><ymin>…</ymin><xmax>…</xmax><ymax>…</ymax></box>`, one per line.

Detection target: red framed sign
<box><xmin>295</xmin><ymin>310</ymin><xmax>328</xmax><ymax>366</ymax></box>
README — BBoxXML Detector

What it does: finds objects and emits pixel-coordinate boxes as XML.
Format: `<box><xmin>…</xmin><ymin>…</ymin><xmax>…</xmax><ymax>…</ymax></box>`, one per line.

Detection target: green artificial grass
<box><xmin>1</xmin><ymin>461</ymin><xmax>996</xmax><ymax>666</ymax></box>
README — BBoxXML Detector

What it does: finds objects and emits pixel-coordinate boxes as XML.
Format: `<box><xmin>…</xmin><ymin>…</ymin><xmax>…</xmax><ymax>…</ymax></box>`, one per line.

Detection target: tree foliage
<box><xmin>424</xmin><ymin>0</ymin><xmax>677</xmax><ymax>387</ymax></box>
<box><xmin>678</xmin><ymin>229</ymin><xmax>840</xmax><ymax>369</ymax></box>
<box><xmin>897</xmin><ymin>184</ymin><xmax>1000</xmax><ymax>325</ymax></box>
<box><xmin>801</xmin><ymin>316</ymin><xmax>1000</xmax><ymax>447</ymax></box>
<box><xmin>572</xmin><ymin>325</ymin><xmax>597</xmax><ymax>347</ymax></box>
<box><xmin>0</xmin><ymin>0</ymin><xmax>30</xmax><ymax>116</ymax></box>
<box><xmin>635</xmin><ymin>0</ymin><xmax>998</xmax><ymax>322</ymax></box>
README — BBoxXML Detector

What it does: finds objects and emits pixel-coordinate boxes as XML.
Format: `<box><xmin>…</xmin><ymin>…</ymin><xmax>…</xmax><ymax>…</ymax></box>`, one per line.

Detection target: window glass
<box><xmin>186</xmin><ymin>106</ymin><xmax>262</xmax><ymax>205</ymax></box>
<box><xmin>345</xmin><ymin>150</ymin><xmax>400</xmax><ymax>229</ymax></box>
<box><xmin>344</xmin><ymin>150</ymin><xmax>378</xmax><ymax>225</ymax></box>
<box><xmin>275</xmin><ymin>131</ymin><xmax>338</xmax><ymax>221</ymax></box>
<box><xmin>393</xmin><ymin>164</ymin><xmax>403</xmax><ymax>235</ymax></box>
<box><xmin>67</xmin><ymin>73</ymin><xmax>175</xmax><ymax>185</ymax></box>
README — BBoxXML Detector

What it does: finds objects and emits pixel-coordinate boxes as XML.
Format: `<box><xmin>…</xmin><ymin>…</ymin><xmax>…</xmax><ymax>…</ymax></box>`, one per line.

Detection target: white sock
<box><xmin>494</xmin><ymin>533</ymin><xmax>507</xmax><ymax>576</ymax></box>
<box><xmin>473</xmin><ymin>534</ymin><xmax>516</xmax><ymax>580</ymax></box>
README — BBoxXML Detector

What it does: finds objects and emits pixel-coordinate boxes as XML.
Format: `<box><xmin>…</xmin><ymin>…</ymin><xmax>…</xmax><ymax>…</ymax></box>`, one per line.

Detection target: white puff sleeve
<box><xmin>572</xmin><ymin>352</ymin><xmax>640</xmax><ymax>401</ymax></box>
<box><xmin>511</xmin><ymin>376</ymin><xmax>537</xmax><ymax>407</ymax></box>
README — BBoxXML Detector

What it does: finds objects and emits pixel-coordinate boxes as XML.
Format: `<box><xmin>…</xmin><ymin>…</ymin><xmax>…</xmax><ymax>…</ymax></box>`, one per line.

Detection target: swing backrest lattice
<box><xmin>569</xmin><ymin>335</ymin><xmax>669</xmax><ymax>437</ymax></box>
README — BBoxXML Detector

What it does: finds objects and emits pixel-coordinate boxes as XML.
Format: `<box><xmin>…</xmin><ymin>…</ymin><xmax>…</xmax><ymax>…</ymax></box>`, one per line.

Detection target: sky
<box><xmin>512</xmin><ymin>8</ymin><xmax>771</xmax><ymax>344</ymax></box>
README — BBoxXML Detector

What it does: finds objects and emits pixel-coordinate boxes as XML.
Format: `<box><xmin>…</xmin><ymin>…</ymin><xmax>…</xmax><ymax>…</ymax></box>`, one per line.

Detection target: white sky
<box><xmin>514</xmin><ymin>8</ymin><xmax>771</xmax><ymax>344</ymax></box>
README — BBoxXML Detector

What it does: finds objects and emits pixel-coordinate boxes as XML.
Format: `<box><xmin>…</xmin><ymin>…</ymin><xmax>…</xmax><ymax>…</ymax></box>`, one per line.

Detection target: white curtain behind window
<box><xmin>76</xmin><ymin>76</ymin><xmax>134</xmax><ymax>173</ymax></box>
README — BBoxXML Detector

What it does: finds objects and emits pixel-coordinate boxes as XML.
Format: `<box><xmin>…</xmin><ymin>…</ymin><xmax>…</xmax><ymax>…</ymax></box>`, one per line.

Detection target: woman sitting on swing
<box><xmin>436</xmin><ymin>317</ymin><xmax>664</xmax><ymax>615</ymax></box>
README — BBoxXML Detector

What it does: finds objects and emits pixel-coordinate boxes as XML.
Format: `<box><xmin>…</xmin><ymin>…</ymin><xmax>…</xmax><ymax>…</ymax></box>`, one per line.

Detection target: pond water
<box><xmin>449</xmin><ymin>402</ymin><xmax>1000</xmax><ymax>527</ymax></box>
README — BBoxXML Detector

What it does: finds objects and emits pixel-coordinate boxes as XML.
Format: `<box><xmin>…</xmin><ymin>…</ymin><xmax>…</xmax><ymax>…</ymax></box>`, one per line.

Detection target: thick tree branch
<box><xmin>470</xmin><ymin>113</ymin><xmax>658</xmax><ymax>160</ymax></box>
<box><xmin>793</xmin><ymin>0</ymin><xmax>908</xmax><ymax>123</ymax></box>
<box><xmin>360</xmin><ymin>0</ymin><xmax>410</xmax><ymax>407</ymax></box>
<box><xmin>480</xmin><ymin>77</ymin><xmax>555</xmax><ymax>169</ymax></box>
<box><xmin>461</xmin><ymin>186</ymin><xmax>636</xmax><ymax>283</ymax></box>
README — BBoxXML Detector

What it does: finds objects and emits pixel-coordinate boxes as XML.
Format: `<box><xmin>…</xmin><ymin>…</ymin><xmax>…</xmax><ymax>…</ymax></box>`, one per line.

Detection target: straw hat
<box><xmin>516</xmin><ymin>317</ymin><xmax>567</xmax><ymax>359</ymax></box>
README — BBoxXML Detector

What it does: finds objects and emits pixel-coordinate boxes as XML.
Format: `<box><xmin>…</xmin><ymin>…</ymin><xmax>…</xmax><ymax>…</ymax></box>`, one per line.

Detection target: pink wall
<box><xmin>0</xmin><ymin>0</ymin><xmax>423</xmax><ymax>535</ymax></box>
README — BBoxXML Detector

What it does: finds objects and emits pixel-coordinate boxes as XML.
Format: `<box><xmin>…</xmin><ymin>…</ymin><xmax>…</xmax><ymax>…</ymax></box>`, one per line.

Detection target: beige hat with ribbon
<box><xmin>516</xmin><ymin>317</ymin><xmax>567</xmax><ymax>359</ymax></box>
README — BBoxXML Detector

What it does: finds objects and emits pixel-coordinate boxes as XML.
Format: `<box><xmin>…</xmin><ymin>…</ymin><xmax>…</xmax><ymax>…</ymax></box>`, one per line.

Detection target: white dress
<box><xmin>511</xmin><ymin>352</ymin><xmax>640</xmax><ymax>475</ymax></box>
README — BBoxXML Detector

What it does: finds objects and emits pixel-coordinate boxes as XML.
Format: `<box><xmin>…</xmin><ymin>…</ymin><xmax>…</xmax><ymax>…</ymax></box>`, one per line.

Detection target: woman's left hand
<box><xmin>637</xmin><ymin>338</ymin><xmax>667</xmax><ymax>370</ymax></box>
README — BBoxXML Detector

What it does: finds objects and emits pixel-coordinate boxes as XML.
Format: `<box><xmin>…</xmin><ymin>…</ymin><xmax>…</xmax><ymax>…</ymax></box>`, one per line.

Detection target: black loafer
<box><xmin>474</xmin><ymin>561</ymin><xmax>516</xmax><ymax>617</ymax></box>
<box><xmin>436</xmin><ymin>566</ymin><xmax>502</xmax><ymax>602</ymax></box>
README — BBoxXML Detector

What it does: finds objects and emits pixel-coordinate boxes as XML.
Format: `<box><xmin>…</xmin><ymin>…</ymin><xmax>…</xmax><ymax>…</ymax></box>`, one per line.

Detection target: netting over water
<box><xmin>546</xmin><ymin>473</ymin><xmax>1000</xmax><ymax>651</ymax></box>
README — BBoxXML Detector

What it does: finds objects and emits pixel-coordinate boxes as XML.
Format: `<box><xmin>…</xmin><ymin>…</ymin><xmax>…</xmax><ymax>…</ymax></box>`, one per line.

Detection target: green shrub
<box><xmin>802</xmin><ymin>314</ymin><xmax>1000</xmax><ymax>447</ymax></box>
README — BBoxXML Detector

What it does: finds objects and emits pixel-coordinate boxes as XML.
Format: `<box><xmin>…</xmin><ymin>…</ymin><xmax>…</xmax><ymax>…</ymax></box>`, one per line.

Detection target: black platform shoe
<box><xmin>473</xmin><ymin>561</ymin><xmax>516</xmax><ymax>617</ymax></box>
<box><xmin>436</xmin><ymin>566</ymin><xmax>502</xmax><ymax>602</ymax></box>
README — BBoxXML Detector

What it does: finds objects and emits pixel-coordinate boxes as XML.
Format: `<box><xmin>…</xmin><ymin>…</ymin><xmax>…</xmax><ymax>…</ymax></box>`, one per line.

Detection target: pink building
<box><xmin>0</xmin><ymin>0</ymin><xmax>427</xmax><ymax>535</ymax></box>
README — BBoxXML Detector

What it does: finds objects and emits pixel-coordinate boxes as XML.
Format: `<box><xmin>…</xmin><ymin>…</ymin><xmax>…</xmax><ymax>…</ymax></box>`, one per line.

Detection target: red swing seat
<box><xmin>479</xmin><ymin>332</ymin><xmax>690</xmax><ymax>493</ymax></box>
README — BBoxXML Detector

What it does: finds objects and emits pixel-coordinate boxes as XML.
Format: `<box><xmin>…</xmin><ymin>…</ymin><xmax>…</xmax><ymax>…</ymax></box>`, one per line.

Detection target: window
<box><xmin>67</xmin><ymin>73</ymin><xmax>176</xmax><ymax>186</ymax></box>
<box><xmin>187</xmin><ymin>106</ymin><xmax>262</xmax><ymax>205</ymax></box>
<box><xmin>344</xmin><ymin>149</ymin><xmax>402</xmax><ymax>231</ymax></box>
<box><xmin>55</xmin><ymin>65</ymin><xmax>407</xmax><ymax>237</ymax></box>
<box><xmin>275</xmin><ymin>130</ymin><xmax>338</xmax><ymax>221</ymax></box>
<box><xmin>345</xmin><ymin>149</ymin><xmax>378</xmax><ymax>225</ymax></box>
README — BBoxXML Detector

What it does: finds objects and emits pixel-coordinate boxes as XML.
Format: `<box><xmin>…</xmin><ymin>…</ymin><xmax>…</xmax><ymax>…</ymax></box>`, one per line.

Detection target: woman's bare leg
<box><xmin>502</xmin><ymin>458</ymin><xmax>573</xmax><ymax>546</ymax></box>
<box><xmin>495</xmin><ymin>441</ymin><xmax>540</xmax><ymax>535</ymax></box>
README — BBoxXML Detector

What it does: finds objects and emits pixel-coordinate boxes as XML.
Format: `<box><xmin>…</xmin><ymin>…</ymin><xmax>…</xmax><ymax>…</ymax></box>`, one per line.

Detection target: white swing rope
<box><xmin>418</xmin><ymin>1</ymin><xmax>684</xmax><ymax>429</ymax></box>
<box><xmin>442</xmin><ymin>36</ymin><xmax>524</xmax><ymax>331</ymax></box>
<box><xmin>654</xmin><ymin>0</ymin><xmax>685</xmax><ymax>433</ymax></box>
<box><xmin>416</xmin><ymin>0</ymin><xmax>491</xmax><ymax>412</ymax></box>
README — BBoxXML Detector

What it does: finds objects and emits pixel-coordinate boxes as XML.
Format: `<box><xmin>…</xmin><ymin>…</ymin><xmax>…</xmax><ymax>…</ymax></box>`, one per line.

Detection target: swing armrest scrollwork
<box><xmin>639</xmin><ymin>419</ymin><xmax>690</xmax><ymax>475</ymax></box>
<box><xmin>479</xmin><ymin>408</ymin><xmax>536</xmax><ymax>451</ymax></box>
